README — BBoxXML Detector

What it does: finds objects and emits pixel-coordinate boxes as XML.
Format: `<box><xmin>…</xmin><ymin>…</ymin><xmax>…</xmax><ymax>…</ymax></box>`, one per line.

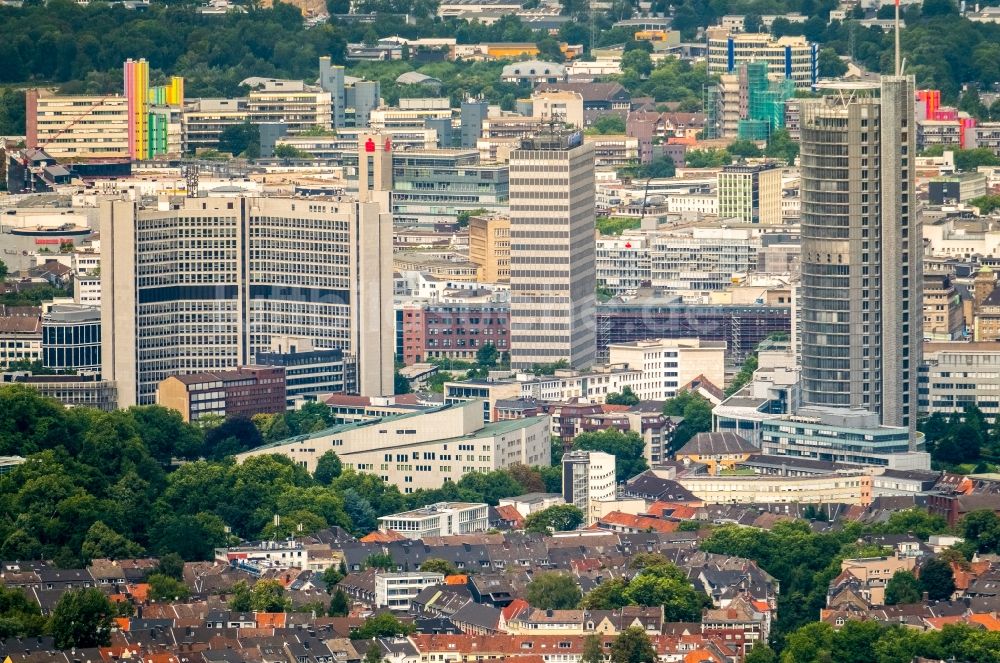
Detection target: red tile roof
<box><xmin>597</xmin><ymin>511</ymin><xmax>680</xmax><ymax>533</ymax></box>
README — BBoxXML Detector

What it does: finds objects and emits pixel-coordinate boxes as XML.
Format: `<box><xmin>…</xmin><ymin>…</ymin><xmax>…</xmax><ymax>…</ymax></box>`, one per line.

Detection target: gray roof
<box><xmin>676</xmin><ymin>432</ymin><xmax>758</xmax><ymax>457</ymax></box>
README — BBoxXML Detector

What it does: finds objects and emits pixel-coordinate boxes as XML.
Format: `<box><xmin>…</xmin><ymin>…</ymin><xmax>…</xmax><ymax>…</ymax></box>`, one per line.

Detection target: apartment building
<box><xmin>0</xmin><ymin>308</ymin><xmax>42</xmax><ymax>370</ymax></box>
<box><xmin>101</xmin><ymin>136</ymin><xmax>394</xmax><ymax>406</ymax></box>
<box><xmin>562</xmin><ymin>450</ymin><xmax>616</xmax><ymax>525</ymax></box>
<box><xmin>706</xmin><ymin>28</ymin><xmax>817</xmax><ymax>89</ymax></box>
<box><xmin>246</xmin><ymin>79</ymin><xmax>332</xmax><ymax>133</ymax></box>
<box><xmin>519</xmin><ymin>367</ymin><xmax>643</xmax><ymax>404</ymax></box>
<box><xmin>156</xmin><ymin>366</ymin><xmax>287</xmax><ymax>422</ymax></box>
<box><xmin>468</xmin><ymin>215</ymin><xmax>511</xmax><ymax>283</ymax></box>
<box><xmin>922</xmin><ymin>273</ymin><xmax>965</xmax><ymax>341</ymax></box>
<box><xmin>606</xmin><ymin>338</ymin><xmax>726</xmax><ymax>401</ymax></box>
<box><xmin>235</xmin><ymin>400</ymin><xmax>550</xmax><ymax>492</ymax></box>
<box><xmin>377</xmin><ymin>502</ymin><xmax>489</xmax><ymax>539</ymax></box>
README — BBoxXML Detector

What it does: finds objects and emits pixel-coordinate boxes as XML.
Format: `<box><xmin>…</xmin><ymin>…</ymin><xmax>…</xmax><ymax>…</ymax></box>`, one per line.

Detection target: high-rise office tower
<box><xmin>102</xmin><ymin>137</ymin><xmax>395</xmax><ymax>406</ymax></box>
<box><xmin>508</xmin><ymin>133</ymin><xmax>596</xmax><ymax>370</ymax></box>
<box><xmin>798</xmin><ymin>75</ymin><xmax>921</xmax><ymax>434</ymax></box>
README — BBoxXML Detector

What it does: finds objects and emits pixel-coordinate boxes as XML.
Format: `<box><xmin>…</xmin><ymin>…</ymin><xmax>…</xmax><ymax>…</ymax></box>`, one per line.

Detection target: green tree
<box><xmin>365</xmin><ymin>552</ymin><xmax>397</xmax><ymax>570</ymax></box>
<box><xmin>817</xmin><ymin>48</ymin><xmax>848</xmax><ymax>77</ymax></box>
<box><xmin>476</xmin><ymin>342</ymin><xmax>499</xmax><ymax>368</ymax></box>
<box><xmin>314</xmin><ymin>451</ymin><xmax>343</xmax><ymax>485</ymax></box>
<box><xmin>582</xmin><ymin>633</ymin><xmax>605</xmax><ymax>663</ymax></box>
<box><xmin>727</xmin><ymin>139</ymin><xmax>763</xmax><ymax>158</ymax></box>
<box><xmin>0</xmin><ymin>260</ymin><xmax>7</xmax><ymax>281</ymax></box>
<box><xmin>81</xmin><ymin>521</ymin><xmax>144</xmax><ymax>561</ymax></box>
<box><xmin>663</xmin><ymin>390</ymin><xmax>713</xmax><ymax>449</ymax></box>
<box><xmin>922</xmin><ymin>0</ymin><xmax>957</xmax><ymax>16</ymax></box>
<box><xmin>273</xmin><ymin>143</ymin><xmax>309</xmax><ymax>159</ymax></box>
<box><xmin>765</xmin><ymin>129</ymin><xmax>799</xmax><ymax>164</ymax></box>
<box><xmin>523</xmin><ymin>504</ymin><xmax>584</xmax><ymax>533</ymax></box>
<box><xmin>155</xmin><ymin>552</ymin><xmax>185</xmax><ymax>581</ymax></box>
<box><xmin>636</xmin><ymin>155</ymin><xmax>676</xmax><ymax>178</ymax></box>
<box><xmin>582</xmin><ymin>578</ymin><xmax>630</xmax><ymax>610</ymax></box>
<box><xmin>322</xmin><ymin>565</ymin><xmax>344</xmax><ymax>592</ymax></box>
<box><xmin>148</xmin><ymin>573</ymin><xmax>191</xmax><ymax>602</ymax></box>
<box><xmin>726</xmin><ymin>353</ymin><xmax>759</xmax><ymax>397</ymax></box>
<box><xmin>590</xmin><ymin>114</ymin><xmax>627</xmax><ymax>134</ymax></box>
<box><xmin>420</xmin><ymin>558</ymin><xmax>457</xmax><ymax>575</ymax></box>
<box><xmin>218</xmin><ymin>121</ymin><xmax>260</xmax><ymax>158</ymax></box>
<box><xmin>610</xmin><ymin>626</ymin><xmax>657</xmax><ymax>663</ymax></box>
<box><xmin>920</xmin><ymin>557</ymin><xmax>956</xmax><ymax>601</ymax></box>
<box><xmin>394</xmin><ymin>370</ymin><xmax>412</xmax><ymax>395</ymax></box>
<box><xmin>329</xmin><ymin>587</ymin><xmax>350</xmax><ymax>616</ymax></box>
<box><xmin>0</xmin><ymin>587</ymin><xmax>46</xmax><ymax>639</ymax></box>
<box><xmin>536</xmin><ymin>36</ymin><xmax>565</xmax><ymax>62</ymax></box>
<box><xmin>961</xmin><ymin>509</ymin><xmax>1000</xmax><ymax>553</ymax></box>
<box><xmin>884</xmin><ymin>570</ymin><xmax>922</xmax><ymax>605</ymax></box>
<box><xmin>49</xmin><ymin>588</ymin><xmax>114</xmax><ymax>649</ymax></box>
<box><xmin>621</xmin><ymin>48</ymin><xmax>653</xmax><ymax>77</ymax></box>
<box><xmin>684</xmin><ymin>148</ymin><xmax>731</xmax><ymax>168</ymax></box>
<box><xmin>572</xmin><ymin>429</ymin><xmax>647</xmax><ymax>482</ymax></box>
<box><xmin>352</xmin><ymin>612</ymin><xmax>415</xmax><ymax>639</ymax></box>
<box><xmin>606</xmin><ymin>386</ymin><xmax>640</xmax><ymax>406</ymax></box>
<box><xmin>525</xmin><ymin>572</ymin><xmax>582</xmax><ymax>610</ymax></box>
<box><xmin>745</xmin><ymin>644</ymin><xmax>777</xmax><ymax>663</ymax></box>
<box><xmin>780</xmin><ymin>621</ymin><xmax>834</xmax><ymax>663</ymax></box>
<box><xmin>229</xmin><ymin>579</ymin><xmax>290</xmax><ymax>612</ymax></box>
<box><xmin>363</xmin><ymin>646</ymin><xmax>385</xmax><ymax>663</ymax></box>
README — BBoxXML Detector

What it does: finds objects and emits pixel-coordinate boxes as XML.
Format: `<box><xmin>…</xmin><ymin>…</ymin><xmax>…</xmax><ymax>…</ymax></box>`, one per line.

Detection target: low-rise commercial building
<box><xmin>42</xmin><ymin>304</ymin><xmax>101</xmax><ymax>374</ymax></box>
<box><xmin>676</xmin><ymin>472</ymin><xmax>873</xmax><ymax>505</ymax></box>
<box><xmin>236</xmin><ymin>400</ymin><xmax>550</xmax><ymax>492</ymax></box>
<box><xmin>759</xmin><ymin>407</ymin><xmax>931</xmax><ymax>470</ymax></box>
<box><xmin>377</xmin><ymin>502</ymin><xmax>489</xmax><ymax>539</ymax></box>
<box><xmin>182</xmin><ymin>98</ymin><xmax>249</xmax><ymax>153</ymax></box>
<box><xmin>376</xmin><ymin>572</ymin><xmax>446</xmax><ymax>610</ymax></box>
<box><xmin>0</xmin><ymin>372</ymin><xmax>118</xmax><ymax>411</ymax></box>
<box><xmin>920</xmin><ymin>342</ymin><xmax>1000</xmax><ymax>424</ymax></box>
<box><xmin>156</xmin><ymin>366</ymin><xmax>287</xmax><ymax>422</ymax></box>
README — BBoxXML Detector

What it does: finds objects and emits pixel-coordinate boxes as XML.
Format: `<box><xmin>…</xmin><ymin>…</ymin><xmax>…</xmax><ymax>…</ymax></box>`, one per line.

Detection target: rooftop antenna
<box><xmin>894</xmin><ymin>0</ymin><xmax>901</xmax><ymax>76</ymax></box>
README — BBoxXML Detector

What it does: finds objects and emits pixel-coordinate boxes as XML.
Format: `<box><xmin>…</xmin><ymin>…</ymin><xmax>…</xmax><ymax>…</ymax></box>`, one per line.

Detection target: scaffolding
<box><xmin>703</xmin><ymin>84</ymin><xmax>721</xmax><ymax>140</ymax></box>
<box><xmin>737</xmin><ymin>62</ymin><xmax>794</xmax><ymax>141</ymax></box>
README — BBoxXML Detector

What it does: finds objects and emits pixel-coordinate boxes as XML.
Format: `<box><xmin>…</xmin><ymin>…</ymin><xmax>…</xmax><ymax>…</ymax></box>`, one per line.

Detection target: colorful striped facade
<box><xmin>124</xmin><ymin>58</ymin><xmax>184</xmax><ymax>160</ymax></box>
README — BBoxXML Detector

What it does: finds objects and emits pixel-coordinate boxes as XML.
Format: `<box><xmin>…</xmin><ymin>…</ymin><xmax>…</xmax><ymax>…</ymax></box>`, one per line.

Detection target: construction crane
<box><xmin>20</xmin><ymin>93</ymin><xmax>119</xmax><ymax>191</ymax></box>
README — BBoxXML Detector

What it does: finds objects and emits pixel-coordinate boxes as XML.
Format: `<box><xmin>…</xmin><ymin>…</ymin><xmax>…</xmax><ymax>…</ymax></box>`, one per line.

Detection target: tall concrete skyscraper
<box><xmin>798</xmin><ymin>75</ymin><xmax>921</xmax><ymax>434</ymax></box>
<box><xmin>508</xmin><ymin>133</ymin><xmax>596</xmax><ymax>370</ymax></box>
<box><xmin>102</xmin><ymin>137</ymin><xmax>395</xmax><ymax>406</ymax></box>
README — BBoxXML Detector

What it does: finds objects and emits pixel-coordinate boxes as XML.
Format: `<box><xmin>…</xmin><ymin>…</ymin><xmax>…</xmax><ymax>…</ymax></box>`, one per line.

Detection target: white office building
<box><xmin>562</xmin><ymin>450</ymin><xmax>617</xmax><ymax>525</ymax></box>
<box><xmin>509</xmin><ymin>133</ymin><xmax>597</xmax><ymax>370</ymax></box>
<box><xmin>377</xmin><ymin>502</ymin><xmax>490</xmax><ymax>539</ymax></box>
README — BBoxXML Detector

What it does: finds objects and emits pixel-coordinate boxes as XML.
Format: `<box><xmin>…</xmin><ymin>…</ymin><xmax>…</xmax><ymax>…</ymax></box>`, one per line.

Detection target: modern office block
<box><xmin>509</xmin><ymin>133</ymin><xmax>596</xmax><ymax>370</ymax></box>
<box><xmin>101</xmin><ymin>137</ymin><xmax>394</xmax><ymax>406</ymax></box>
